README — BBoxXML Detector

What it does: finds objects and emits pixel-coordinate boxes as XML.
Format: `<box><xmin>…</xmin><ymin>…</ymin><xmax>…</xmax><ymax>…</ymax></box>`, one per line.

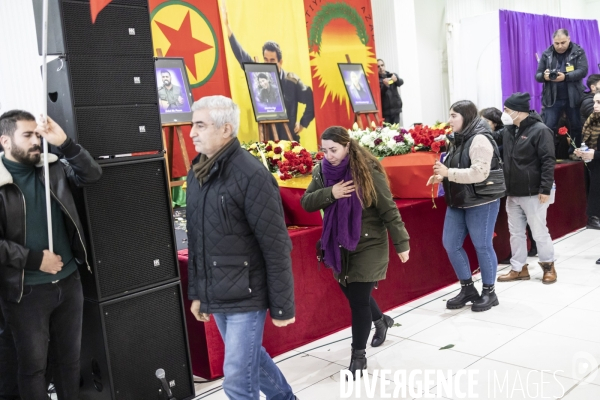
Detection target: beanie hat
<box><xmin>504</xmin><ymin>92</ymin><xmax>531</xmax><ymax>113</ymax></box>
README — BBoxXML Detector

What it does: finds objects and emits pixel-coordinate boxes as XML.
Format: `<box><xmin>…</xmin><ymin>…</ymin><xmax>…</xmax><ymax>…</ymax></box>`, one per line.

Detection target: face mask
<box><xmin>501</xmin><ymin>111</ymin><xmax>516</xmax><ymax>126</ymax></box>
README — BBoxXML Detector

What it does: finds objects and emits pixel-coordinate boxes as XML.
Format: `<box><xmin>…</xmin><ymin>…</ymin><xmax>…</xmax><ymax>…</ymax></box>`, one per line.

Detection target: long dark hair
<box><xmin>450</xmin><ymin>100</ymin><xmax>479</xmax><ymax>133</ymax></box>
<box><xmin>321</xmin><ymin>126</ymin><xmax>386</xmax><ymax>208</ymax></box>
<box><xmin>480</xmin><ymin>107</ymin><xmax>504</xmax><ymax>131</ymax></box>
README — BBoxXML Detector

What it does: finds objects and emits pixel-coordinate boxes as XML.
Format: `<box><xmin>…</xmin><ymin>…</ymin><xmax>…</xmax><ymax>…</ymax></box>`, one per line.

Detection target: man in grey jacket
<box><xmin>186</xmin><ymin>96</ymin><xmax>297</xmax><ymax>400</ymax></box>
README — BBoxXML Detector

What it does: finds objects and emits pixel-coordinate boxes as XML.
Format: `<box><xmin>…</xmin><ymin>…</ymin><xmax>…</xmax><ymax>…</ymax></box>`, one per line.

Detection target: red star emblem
<box><xmin>155</xmin><ymin>11</ymin><xmax>213</xmax><ymax>81</ymax></box>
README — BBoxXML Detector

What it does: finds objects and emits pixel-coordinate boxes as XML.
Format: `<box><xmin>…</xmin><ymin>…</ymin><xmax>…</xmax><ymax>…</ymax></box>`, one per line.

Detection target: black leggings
<box><xmin>338</xmin><ymin>282</ymin><xmax>383</xmax><ymax>351</ymax></box>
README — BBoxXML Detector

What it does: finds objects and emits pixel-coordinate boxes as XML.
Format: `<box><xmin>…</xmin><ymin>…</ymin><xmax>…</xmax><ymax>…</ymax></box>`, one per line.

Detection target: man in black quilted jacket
<box><xmin>186</xmin><ymin>96</ymin><xmax>297</xmax><ymax>400</ymax></box>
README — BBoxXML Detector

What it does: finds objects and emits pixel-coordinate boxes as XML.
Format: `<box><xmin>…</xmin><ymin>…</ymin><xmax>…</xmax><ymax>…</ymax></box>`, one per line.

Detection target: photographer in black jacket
<box><xmin>377</xmin><ymin>59</ymin><xmax>403</xmax><ymax>125</ymax></box>
<box><xmin>492</xmin><ymin>93</ymin><xmax>558</xmax><ymax>285</ymax></box>
<box><xmin>535</xmin><ymin>29</ymin><xmax>588</xmax><ymax>155</ymax></box>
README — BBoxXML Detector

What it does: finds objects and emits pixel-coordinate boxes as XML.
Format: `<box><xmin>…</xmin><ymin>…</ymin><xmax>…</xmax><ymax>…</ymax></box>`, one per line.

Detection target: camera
<box><xmin>548</xmin><ymin>69</ymin><xmax>559</xmax><ymax>80</ymax></box>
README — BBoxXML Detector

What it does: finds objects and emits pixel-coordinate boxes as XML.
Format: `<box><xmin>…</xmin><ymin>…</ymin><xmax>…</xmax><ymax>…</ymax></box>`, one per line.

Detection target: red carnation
<box><xmin>558</xmin><ymin>126</ymin><xmax>568</xmax><ymax>136</ymax></box>
<box><xmin>274</xmin><ymin>147</ymin><xmax>282</xmax><ymax>154</ymax></box>
<box><xmin>431</xmin><ymin>141</ymin><xmax>442</xmax><ymax>153</ymax></box>
<box><xmin>265</xmin><ymin>145</ymin><xmax>273</xmax><ymax>151</ymax></box>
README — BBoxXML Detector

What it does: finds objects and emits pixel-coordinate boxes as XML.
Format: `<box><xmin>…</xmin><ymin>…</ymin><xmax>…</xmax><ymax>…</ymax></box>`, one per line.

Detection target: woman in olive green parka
<box><xmin>301</xmin><ymin>126</ymin><xmax>410</xmax><ymax>379</ymax></box>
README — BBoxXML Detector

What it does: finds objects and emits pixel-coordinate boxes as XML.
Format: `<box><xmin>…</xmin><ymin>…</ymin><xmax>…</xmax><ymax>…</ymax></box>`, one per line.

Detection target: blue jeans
<box><xmin>442</xmin><ymin>200</ymin><xmax>500</xmax><ymax>285</ymax></box>
<box><xmin>213</xmin><ymin>310</ymin><xmax>295</xmax><ymax>400</ymax></box>
<box><xmin>543</xmin><ymin>98</ymin><xmax>583</xmax><ymax>152</ymax></box>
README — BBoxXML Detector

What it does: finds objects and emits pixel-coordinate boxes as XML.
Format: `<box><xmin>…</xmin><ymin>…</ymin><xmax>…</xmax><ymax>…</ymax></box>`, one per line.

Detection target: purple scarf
<box><xmin>321</xmin><ymin>156</ymin><xmax>363</xmax><ymax>273</ymax></box>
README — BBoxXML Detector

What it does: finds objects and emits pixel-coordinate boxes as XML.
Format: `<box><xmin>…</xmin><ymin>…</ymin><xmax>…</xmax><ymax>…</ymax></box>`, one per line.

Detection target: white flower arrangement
<box><xmin>348</xmin><ymin>123</ymin><xmax>415</xmax><ymax>158</ymax></box>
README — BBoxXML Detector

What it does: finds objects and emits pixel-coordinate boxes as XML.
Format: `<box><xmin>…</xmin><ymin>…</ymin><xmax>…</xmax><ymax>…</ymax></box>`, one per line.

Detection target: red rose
<box><xmin>316</xmin><ymin>152</ymin><xmax>324</xmax><ymax>160</ymax></box>
<box><xmin>431</xmin><ymin>141</ymin><xmax>442</xmax><ymax>153</ymax></box>
<box><xmin>558</xmin><ymin>126</ymin><xmax>568</xmax><ymax>136</ymax></box>
<box><xmin>291</xmin><ymin>141</ymin><xmax>300</xmax><ymax>148</ymax></box>
<box><xmin>274</xmin><ymin>147</ymin><xmax>282</xmax><ymax>154</ymax></box>
<box><xmin>265</xmin><ymin>145</ymin><xmax>273</xmax><ymax>151</ymax></box>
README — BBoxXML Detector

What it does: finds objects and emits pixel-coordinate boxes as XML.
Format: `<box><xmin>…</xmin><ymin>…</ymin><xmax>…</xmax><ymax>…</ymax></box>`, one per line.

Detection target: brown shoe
<box><xmin>497</xmin><ymin>264</ymin><xmax>530</xmax><ymax>282</ymax></box>
<box><xmin>539</xmin><ymin>262</ymin><xmax>557</xmax><ymax>284</ymax></box>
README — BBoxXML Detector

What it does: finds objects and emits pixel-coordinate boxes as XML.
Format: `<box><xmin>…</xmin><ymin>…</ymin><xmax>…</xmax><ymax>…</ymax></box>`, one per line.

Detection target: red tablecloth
<box><xmin>179</xmin><ymin>162</ymin><xmax>586</xmax><ymax>379</ymax></box>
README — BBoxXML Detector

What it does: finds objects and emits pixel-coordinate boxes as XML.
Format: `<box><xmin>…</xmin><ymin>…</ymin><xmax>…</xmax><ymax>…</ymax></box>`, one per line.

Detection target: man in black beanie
<box><xmin>491</xmin><ymin>92</ymin><xmax>558</xmax><ymax>285</ymax></box>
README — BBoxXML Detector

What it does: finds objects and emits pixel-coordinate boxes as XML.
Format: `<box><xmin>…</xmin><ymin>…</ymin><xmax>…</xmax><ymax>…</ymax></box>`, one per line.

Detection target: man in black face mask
<box><xmin>491</xmin><ymin>93</ymin><xmax>557</xmax><ymax>286</ymax></box>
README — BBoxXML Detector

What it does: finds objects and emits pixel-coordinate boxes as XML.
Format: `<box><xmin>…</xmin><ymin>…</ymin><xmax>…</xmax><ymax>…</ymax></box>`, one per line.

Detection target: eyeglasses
<box><xmin>377</xmin><ymin>65</ymin><xmax>385</xmax><ymax>68</ymax></box>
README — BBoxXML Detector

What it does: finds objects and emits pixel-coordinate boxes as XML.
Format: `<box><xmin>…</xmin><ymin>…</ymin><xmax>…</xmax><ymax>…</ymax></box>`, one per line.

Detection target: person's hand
<box><xmin>273</xmin><ymin>317</ymin><xmax>295</xmax><ymax>327</ymax></box>
<box><xmin>294</xmin><ymin>123</ymin><xmax>304</xmax><ymax>134</ymax></box>
<box><xmin>543</xmin><ymin>69</ymin><xmax>551</xmax><ymax>81</ymax></box>
<box><xmin>190</xmin><ymin>300</ymin><xmax>211</xmax><ymax>322</ymax></box>
<box><xmin>391</xmin><ymin>74</ymin><xmax>398</xmax><ymax>82</ymax></box>
<box><xmin>177</xmin><ymin>96</ymin><xmax>184</xmax><ymax>105</ymax></box>
<box><xmin>159</xmin><ymin>100</ymin><xmax>169</xmax><ymax>109</ymax></box>
<box><xmin>433</xmin><ymin>161</ymin><xmax>449</xmax><ymax>177</ymax></box>
<box><xmin>580</xmin><ymin>148</ymin><xmax>595</xmax><ymax>161</ymax></box>
<box><xmin>36</xmin><ymin>116</ymin><xmax>67</xmax><ymax>147</ymax></box>
<box><xmin>382</xmin><ymin>78</ymin><xmax>390</xmax><ymax>87</ymax></box>
<box><xmin>554</xmin><ymin>72</ymin><xmax>566</xmax><ymax>82</ymax></box>
<box><xmin>40</xmin><ymin>250</ymin><xmax>63</xmax><ymax>274</ymax></box>
<box><xmin>426</xmin><ymin>175</ymin><xmax>443</xmax><ymax>186</ymax></box>
<box><xmin>221</xmin><ymin>0</ymin><xmax>232</xmax><ymax>38</ymax></box>
<box><xmin>398</xmin><ymin>251</ymin><xmax>409</xmax><ymax>263</ymax></box>
<box><xmin>332</xmin><ymin>180</ymin><xmax>355</xmax><ymax>199</ymax></box>
<box><xmin>538</xmin><ymin>194</ymin><xmax>550</xmax><ymax>204</ymax></box>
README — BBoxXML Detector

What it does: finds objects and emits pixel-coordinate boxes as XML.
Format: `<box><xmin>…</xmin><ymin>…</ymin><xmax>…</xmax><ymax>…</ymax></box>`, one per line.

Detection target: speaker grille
<box><xmin>69</xmin><ymin>56</ymin><xmax>158</xmax><ymax>107</ymax></box>
<box><xmin>84</xmin><ymin>158</ymin><xmax>177</xmax><ymax>299</ymax></box>
<box><xmin>62</xmin><ymin>2</ymin><xmax>153</xmax><ymax>56</ymax></box>
<box><xmin>74</xmin><ymin>105</ymin><xmax>162</xmax><ymax>157</ymax></box>
<box><xmin>102</xmin><ymin>283</ymin><xmax>193</xmax><ymax>400</ymax></box>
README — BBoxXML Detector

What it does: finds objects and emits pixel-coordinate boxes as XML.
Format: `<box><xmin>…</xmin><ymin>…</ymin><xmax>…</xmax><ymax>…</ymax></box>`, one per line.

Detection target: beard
<box><xmin>10</xmin><ymin>144</ymin><xmax>41</xmax><ymax>166</ymax></box>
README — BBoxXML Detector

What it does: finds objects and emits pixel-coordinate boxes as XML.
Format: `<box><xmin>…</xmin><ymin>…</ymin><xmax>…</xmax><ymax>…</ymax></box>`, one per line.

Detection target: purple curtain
<box><xmin>500</xmin><ymin>10</ymin><xmax>600</xmax><ymax>112</ymax></box>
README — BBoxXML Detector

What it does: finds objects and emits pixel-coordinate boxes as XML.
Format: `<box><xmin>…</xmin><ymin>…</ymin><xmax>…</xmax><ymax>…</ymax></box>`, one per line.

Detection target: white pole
<box><xmin>42</xmin><ymin>0</ymin><xmax>53</xmax><ymax>252</ymax></box>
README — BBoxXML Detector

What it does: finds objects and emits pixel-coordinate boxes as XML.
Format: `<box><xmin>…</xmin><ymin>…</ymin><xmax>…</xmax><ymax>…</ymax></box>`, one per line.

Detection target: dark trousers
<box><xmin>383</xmin><ymin>113</ymin><xmax>400</xmax><ymax>125</ymax></box>
<box><xmin>587</xmin><ymin>159</ymin><xmax>600</xmax><ymax>218</ymax></box>
<box><xmin>338</xmin><ymin>281</ymin><xmax>383</xmax><ymax>351</ymax></box>
<box><xmin>0</xmin><ymin>308</ymin><xmax>19</xmax><ymax>400</ymax></box>
<box><xmin>543</xmin><ymin>99</ymin><xmax>583</xmax><ymax>153</ymax></box>
<box><xmin>0</xmin><ymin>271</ymin><xmax>83</xmax><ymax>400</ymax></box>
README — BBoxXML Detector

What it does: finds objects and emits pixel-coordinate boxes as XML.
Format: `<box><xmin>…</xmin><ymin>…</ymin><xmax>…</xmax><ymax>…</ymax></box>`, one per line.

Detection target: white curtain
<box><xmin>445</xmin><ymin>0</ymin><xmax>564</xmax><ymax>106</ymax></box>
<box><xmin>0</xmin><ymin>0</ymin><xmax>46</xmax><ymax>116</ymax></box>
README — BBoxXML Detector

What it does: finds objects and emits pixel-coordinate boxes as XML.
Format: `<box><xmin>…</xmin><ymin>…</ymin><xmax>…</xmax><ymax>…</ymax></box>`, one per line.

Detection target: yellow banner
<box><xmin>218</xmin><ymin>0</ymin><xmax>317</xmax><ymax>151</ymax></box>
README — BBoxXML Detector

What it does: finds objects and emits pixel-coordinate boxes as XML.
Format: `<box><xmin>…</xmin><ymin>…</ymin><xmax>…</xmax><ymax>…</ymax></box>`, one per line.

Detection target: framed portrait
<box><xmin>155</xmin><ymin>58</ymin><xmax>194</xmax><ymax>124</ymax></box>
<box><xmin>243</xmin><ymin>63</ymin><xmax>288</xmax><ymax>122</ymax></box>
<box><xmin>338</xmin><ymin>63</ymin><xmax>378</xmax><ymax>113</ymax></box>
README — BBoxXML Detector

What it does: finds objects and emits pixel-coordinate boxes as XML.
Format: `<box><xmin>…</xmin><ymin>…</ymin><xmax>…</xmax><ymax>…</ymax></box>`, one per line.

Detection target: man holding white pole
<box><xmin>0</xmin><ymin>111</ymin><xmax>101</xmax><ymax>400</ymax></box>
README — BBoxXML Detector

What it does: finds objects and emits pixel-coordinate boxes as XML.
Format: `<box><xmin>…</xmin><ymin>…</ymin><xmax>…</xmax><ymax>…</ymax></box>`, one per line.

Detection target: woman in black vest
<box><xmin>427</xmin><ymin>100</ymin><xmax>504</xmax><ymax>312</ymax></box>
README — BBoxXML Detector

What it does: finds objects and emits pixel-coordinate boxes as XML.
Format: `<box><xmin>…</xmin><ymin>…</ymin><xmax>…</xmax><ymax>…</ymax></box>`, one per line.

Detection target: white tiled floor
<box><xmin>194</xmin><ymin>228</ymin><xmax>600</xmax><ymax>399</ymax></box>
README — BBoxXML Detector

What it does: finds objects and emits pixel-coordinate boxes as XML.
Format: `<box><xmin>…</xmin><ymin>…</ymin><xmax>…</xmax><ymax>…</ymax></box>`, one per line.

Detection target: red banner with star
<box><xmin>303</xmin><ymin>0</ymin><xmax>382</xmax><ymax>138</ymax></box>
<box><xmin>149</xmin><ymin>0</ymin><xmax>230</xmax><ymax>177</ymax></box>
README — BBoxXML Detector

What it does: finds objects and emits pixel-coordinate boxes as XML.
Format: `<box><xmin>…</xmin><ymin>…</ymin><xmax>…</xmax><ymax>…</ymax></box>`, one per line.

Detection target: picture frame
<box><xmin>243</xmin><ymin>62</ymin><xmax>288</xmax><ymax>122</ymax></box>
<box><xmin>155</xmin><ymin>57</ymin><xmax>194</xmax><ymax>124</ymax></box>
<box><xmin>338</xmin><ymin>63</ymin><xmax>378</xmax><ymax>113</ymax></box>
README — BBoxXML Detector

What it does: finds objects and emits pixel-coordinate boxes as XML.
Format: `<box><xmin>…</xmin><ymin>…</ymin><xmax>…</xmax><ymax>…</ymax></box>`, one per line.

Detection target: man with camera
<box><xmin>377</xmin><ymin>59</ymin><xmax>403</xmax><ymax>125</ymax></box>
<box><xmin>535</xmin><ymin>29</ymin><xmax>588</xmax><ymax>155</ymax></box>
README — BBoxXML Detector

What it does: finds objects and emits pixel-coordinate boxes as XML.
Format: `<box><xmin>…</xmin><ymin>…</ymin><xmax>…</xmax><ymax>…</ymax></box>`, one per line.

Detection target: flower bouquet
<box><xmin>348</xmin><ymin>123</ymin><xmax>415</xmax><ymax>157</ymax></box>
<box><xmin>408</xmin><ymin>122</ymin><xmax>451</xmax><ymax>153</ymax></box>
<box><xmin>241</xmin><ymin>140</ymin><xmax>324</xmax><ymax>180</ymax></box>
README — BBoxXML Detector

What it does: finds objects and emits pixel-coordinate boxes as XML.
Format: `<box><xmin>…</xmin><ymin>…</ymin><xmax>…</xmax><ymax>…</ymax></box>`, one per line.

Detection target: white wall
<box><xmin>373</xmin><ymin>0</ymin><xmax>448</xmax><ymax>127</ymax></box>
<box><xmin>0</xmin><ymin>1</ymin><xmax>44</xmax><ymax>116</ymax></box>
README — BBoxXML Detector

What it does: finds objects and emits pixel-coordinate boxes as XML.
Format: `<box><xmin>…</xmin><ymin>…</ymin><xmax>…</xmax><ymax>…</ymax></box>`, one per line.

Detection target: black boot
<box><xmin>371</xmin><ymin>314</ymin><xmax>394</xmax><ymax>347</ymax></box>
<box><xmin>471</xmin><ymin>285</ymin><xmax>499</xmax><ymax>312</ymax></box>
<box><xmin>587</xmin><ymin>216</ymin><xmax>600</xmax><ymax>230</ymax></box>
<box><xmin>446</xmin><ymin>279</ymin><xmax>480</xmax><ymax>309</ymax></box>
<box><xmin>347</xmin><ymin>347</ymin><xmax>367</xmax><ymax>380</ymax></box>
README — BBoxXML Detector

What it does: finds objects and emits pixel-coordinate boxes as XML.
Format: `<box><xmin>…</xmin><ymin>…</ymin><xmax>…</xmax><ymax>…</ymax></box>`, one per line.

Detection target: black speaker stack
<box><xmin>32</xmin><ymin>1</ymin><xmax>195</xmax><ymax>399</ymax></box>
